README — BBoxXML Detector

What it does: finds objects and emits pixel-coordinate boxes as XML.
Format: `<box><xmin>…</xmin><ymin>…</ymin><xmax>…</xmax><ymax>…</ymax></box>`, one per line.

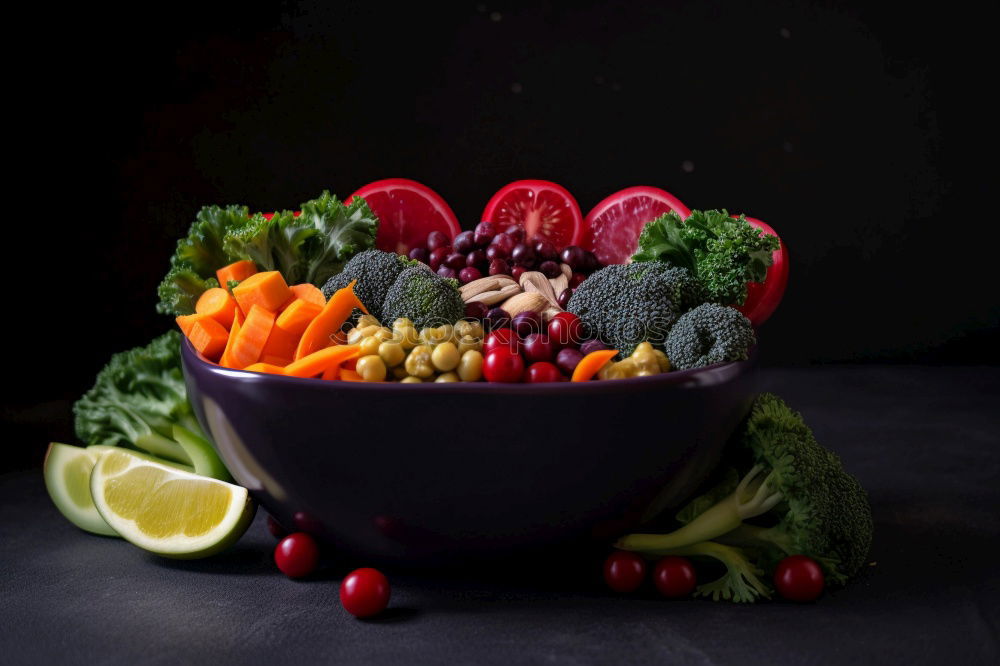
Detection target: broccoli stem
<box><xmin>718</xmin><ymin>524</ymin><xmax>849</xmax><ymax>585</ymax></box>
<box><xmin>616</xmin><ymin>465</ymin><xmax>783</xmax><ymax>552</ymax></box>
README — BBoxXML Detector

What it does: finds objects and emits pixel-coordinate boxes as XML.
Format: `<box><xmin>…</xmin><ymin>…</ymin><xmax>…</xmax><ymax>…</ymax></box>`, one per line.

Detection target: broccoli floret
<box><xmin>566</xmin><ymin>263</ymin><xmax>705</xmax><ymax>356</ymax></box>
<box><xmin>616</xmin><ymin>393</ymin><xmax>873</xmax><ymax>601</ymax></box>
<box><xmin>381</xmin><ymin>266</ymin><xmax>464</xmax><ymax>329</ymax></box>
<box><xmin>321</xmin><ymin>250</ymin><xmax>410</xmax><ymax>322</ymax></box>
<box><xmin>663</xmin><ymin>303</ymin><xmax>755</xmax><ymax>371</ymax></box>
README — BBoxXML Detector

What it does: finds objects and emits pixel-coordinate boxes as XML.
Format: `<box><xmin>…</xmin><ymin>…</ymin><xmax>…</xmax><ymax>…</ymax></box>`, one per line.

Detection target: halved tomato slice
<box><xmin>583</xmin><ymin>186</ymin><xmax>691</xmax><ymax>265</ymax></box>
<box><xmin>481</xmin><ymin>180</ymin><xmax>584</xmax><ymax>247</ymax></box>
<box><xmin>736</xmin><ymin>216</ymin><xmax>788</xmax><ymax>328</ymax></box>
<box><xmin>349</xmin><ymin>178</ymin><xmax>461</xmax><ymax>255</ymax></box>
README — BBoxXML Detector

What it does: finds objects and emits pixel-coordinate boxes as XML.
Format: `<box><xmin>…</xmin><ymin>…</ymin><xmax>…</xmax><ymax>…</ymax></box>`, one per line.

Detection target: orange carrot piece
<box><xmin>261</xmin><ymin>354</ymin><xmax>292</xmax><ymax>367</ymax></box>
<box><xmin>175</xmin><ymin>313</ymin><xmax>203</xmax><ymax>337</ymax></box>
<box><xmin>234</xmin><ymin>304</ymin><xmax>246</xmax><ymax>327</ymax></box>
<box><xmin>295</xmin><ymin>281</ymin><xmax>365</xmax><ymax>360</ymax></box>
<box><xmin>219</xmin><ymin>317</ymin><xmax>242</xmax><ymax>368</ymax></box>
<box><xmin>284</xmin><ymin>345</ymin><xmax>360</xmax><ymax>378</ymax></box>
<box><xmin>289</xmin><ymin>283</ymin><xmax>326</xmax><ymax>308</ymax></box>
<box><xmin>232</xmin><ymin>271</ymin><xmax>292</xmax><ymax>314</ymax></box>
<box><xmin>228</xmin><ymin>305</ymin><xmax>277</xmax><ymax>369</ymax></box>
<box><xmin>339</xmin><ymin>368</ymin><xmax>364</xmax><ymax>382</ymax></box>
<box><xmin>276</xmin><ymin>299</ymin><xmax>323</xmax><ymax>337</ymax></box>
<box><xmin>216</xmin><ymin>259</ymin><xmax>258</xmax><ymax>287</ymax></box>
<box><xmin>195</xmin><ymin>287</ymin><xmax>237</xmax><ymax>329</ymax></box>
<box><xmin>260</xmin><ymin>325</ymin><xmax>299</xmax><ymax>361</ymax></box>
<box><xmin>321</xmin><ymin>363</ymin><xmax>340</xmax><ymax>380</ymax></box>
<box><xmin>571</xmin><ymin>349</ymin><xmax>620</xmax><ymax>382</ymax></box>
<box><xmin>187</xmin><ymin>316</ymin><xmax>230</xmax><ymax>361</ymax></box>
<box><xmin>243</xmin><ymin>362</ymin><xmax>287</xmax><ymax>375</ymax></box>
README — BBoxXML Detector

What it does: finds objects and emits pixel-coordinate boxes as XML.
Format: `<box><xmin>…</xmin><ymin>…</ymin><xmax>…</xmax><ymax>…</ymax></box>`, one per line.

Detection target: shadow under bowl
<box><xmin>181</xmin><ymin>340</ymin><xmax>758</xmax><ymax>566</ymax></box>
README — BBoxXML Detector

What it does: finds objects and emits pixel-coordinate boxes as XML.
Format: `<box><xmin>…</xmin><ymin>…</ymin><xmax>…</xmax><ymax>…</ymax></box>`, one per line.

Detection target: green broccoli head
<box><xmin>663</xmin><ymin>303</ymin><xmax>755</xmax><ymax>371</ymax></box>
<box><xmin>566</xmin><ymin>263</ymin><xmax>705</xmax><ymax>356</ymax></box>
<box><xmin>321</xmin><ymin>250</ymin><xmax>410</xmax><ymax>322</ymax></box>
<box><xmin>616</xmin><ymin>393</ymin><xmax>873</xmax><ymax>600</ymax></box>
<box><xmin>381</xmin><ymin>266</ymin><xmax>464</xmax><ymax>329</ymax></box>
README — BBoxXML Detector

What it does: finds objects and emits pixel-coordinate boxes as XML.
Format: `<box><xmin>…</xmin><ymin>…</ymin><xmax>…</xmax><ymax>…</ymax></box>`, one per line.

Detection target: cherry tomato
<box><xmin>547</xmin><ymin>311</ymin><xmax>584</xmax><ymax>350</ymax></box>
<box><xmin>525</xmin><ymin>361</ymin><xmax>562</xmax><ymax>383</ymax></box>
<box><xmin>484</xmin><ymin>328</ymin><xmax>520</xmax><ymax>354</ymax></box>
<box><xmin>603</xmin><ymin>551</ymin><xmax>646</xmax><ymax>593</ymax></box>
<box><xmin>774</xmin><ymin>555</ymin><xmax>824</xmax><ymax>602</ymax></box>
<box><xmin>653</xmin><ymin>556</ymin><xmax>697</xmax><ymax>598</ymax></box>
<box><xmin>483</xmin><ymin>348</ymin><xmax>524</xmax><ymax>382</ymax></box>
<box><xmin>735</xmin><ymin>215</ymin><xmax>788</xmax><ymax>328</ymax></box>
<box><xmin>583</xmin><ymin>186</ymin><xmax>690</xmax><ymax>266</ymax></box>
<box><xmin>340</xmin><ymin>567</ymin><xmax>391</xmax><ymax>618</ymax></box>
<box><xmin>481</xmin><ymin>180</ymin><xmax>584</xmax><ymax>248</ymax></box>
<box><xmin>350</xmin><ymin>178</ymin><xmax>461</xmax><ymax>255</ymax></box>
<box><xmin>273</xmin><ymin>532</ymin><xmax>319</xmax><ymax>578</ymax></box>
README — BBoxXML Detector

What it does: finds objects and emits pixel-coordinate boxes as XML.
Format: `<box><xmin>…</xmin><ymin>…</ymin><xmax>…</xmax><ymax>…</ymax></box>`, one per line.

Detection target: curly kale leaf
<box><xmin>632</xmin><ymin>210</ymin><xmax>779</xmax><ymax>306</ymax></box>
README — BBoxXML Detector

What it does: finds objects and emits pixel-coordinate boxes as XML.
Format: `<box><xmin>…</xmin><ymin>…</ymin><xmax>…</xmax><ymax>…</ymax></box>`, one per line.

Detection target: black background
<box><xmin>5</xmin><ymin>0</ymin><xmax>995</xmax><ymax>471</ymax></box>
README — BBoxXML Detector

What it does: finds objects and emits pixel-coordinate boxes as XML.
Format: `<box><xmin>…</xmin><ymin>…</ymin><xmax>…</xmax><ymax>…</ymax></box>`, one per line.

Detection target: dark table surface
<box><xmin>2</xmin><ymin>366</ymin><xmax>999</xmax><ymax>665</ymax></box>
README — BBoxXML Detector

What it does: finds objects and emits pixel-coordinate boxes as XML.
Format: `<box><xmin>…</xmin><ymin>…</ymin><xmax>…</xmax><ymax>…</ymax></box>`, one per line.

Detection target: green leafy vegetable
<box><xmin>73</xmin><ymin>331</ymin><xmax>230</xmax><ymax>480</ymax></box>
<box><xmin>631</xmin><ymin>210</ymin><xmax>779</xmax><ymax>306</ymax></box>
<box><xmin>616</xmin><ymin>393</ymin><xmax>873</xmax><ymax>602</ymax></box>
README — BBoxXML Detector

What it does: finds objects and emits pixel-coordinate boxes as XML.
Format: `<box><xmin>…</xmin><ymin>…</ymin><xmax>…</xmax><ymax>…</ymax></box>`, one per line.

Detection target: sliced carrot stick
<box><xmin>260</xmin><ymin>325</ymin><xmax>299</xmax><ymax>361</ymax></box>
<box><xmin>284</xmin><ymin>345</ymin><xmax>360</xmax><ymax>378</ymax></box>
<box><xmin>321</xmin><ymin>363</ymin><xmax>341</xmax><ymax>380</ymax></box>
<box><xmin>175</xmin><ymin>313</ymin><xmax>203</xmax><ymax>337</ymax></box>
<box><xmin>243</xmin><ymin>362</ymin><xmax>287</xmax><ymax>375</ymax></box>
<box><xmin>219</xmin><ymin>316</ymin><xmax>242</xmax><ymax>368</ymax></box>
<box><xmin>187</xmin><ymin>316</ymin><xmax>230</xmax><ymax>361</ymax></box>
<box><xmin>289</xmin><ymin>283</ymin><xmax>326</xmax><ymax>308</ymax></box>
<box><xmin>232</xmin><ymin>271</ymin><xmax>292</xmax><ymax>314</ymax></box>
<box><xmin>234</xmin><ymin>304</ymin><xmax>246</xmax><ymax>327</ymax></box>
<box><xmin>261</xmin><ymin>354</ymin><xmax>292</xmax><ymax>367</ymax></box>
<box><xmin>571</xmin><ymin>349</ymin><xmax>620</xmax><ymax>382</ymax></box>
<box><xmin>195</xmin><ymin>287</ymin><xmax>237</xmax><ymax>329</ymax></box>
<box><xmin>294</xmin><ymin>281</ymin><xmax>365</xmax><ymax>360</ymax></box>
<box><xmin>339</xmin><ymin>368</ymin><xmax>364</xmax><ymax>382</ymax></box>
<box><xmin>216</xmin><ymin>259</ymin><xmax>258</xmax><ymax>287</ymax></box>
<box><xmin>276</xmin><ymin>299</ymin><xmax>323</xmax><ymax>337</ymax></box>
<box><xmin>228</xmin><ymin>305</ymin><xmax>277</xmax><ymax>369</ymax></box>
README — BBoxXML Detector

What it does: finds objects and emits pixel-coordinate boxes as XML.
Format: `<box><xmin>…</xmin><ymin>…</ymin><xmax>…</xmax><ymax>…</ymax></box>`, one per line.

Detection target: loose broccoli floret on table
<box><xmin>381</xmin><ymin>266</ymin><xmax>465</xmax><ymax>330</ymax></box>
<box><xmin>616</xmin><ymin>393</ymin><xmax>873</xmax><ymax>601</ymax></box>
<box><xmin>321</xmin><ymin>249</ymin><xmax>411</xmax><ymax>322</ymax></box>
<box><xmin>566</xmin><ymin>263</ymin><xmax>705</xmax><ymax>356</ymax></box>
<box><xmin>663</xmin><ymin>303</ymin><xmax>755</xmax><ymax>371</ymax></box>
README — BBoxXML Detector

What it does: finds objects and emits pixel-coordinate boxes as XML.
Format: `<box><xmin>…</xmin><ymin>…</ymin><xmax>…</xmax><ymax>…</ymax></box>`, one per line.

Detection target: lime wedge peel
<box><xmin>44</xmin><ymin>443</ymin><xmax>118</xmax><ymax>537</ymax></box>
<box><xmin>90</xmin><ymin>449</ymin><xmax>255</xmax><ymax>559</ymax></box>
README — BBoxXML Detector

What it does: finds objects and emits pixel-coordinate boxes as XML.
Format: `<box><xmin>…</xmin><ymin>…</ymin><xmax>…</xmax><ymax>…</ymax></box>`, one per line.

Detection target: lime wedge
<box><xmin>44</xmin><ymin>443</ymin><xmax>118</xmax><ymax>536</ymax></box>
<box><xmin>90</xmin><ymin>449</ymin><xmax>256</xmax><ymax>559</ymax></box>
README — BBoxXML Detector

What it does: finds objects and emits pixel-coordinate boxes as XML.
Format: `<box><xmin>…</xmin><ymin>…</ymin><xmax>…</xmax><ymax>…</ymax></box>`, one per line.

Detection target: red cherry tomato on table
<box><xmin>603</xmin><ymin>551</ymin><xmax>646</xmax><ymax>593</ymax></box>
<box><xmin>340</xmin><ymin>567</ymin><xmax>391</xmax><ymax>618</ymax></box>
<box><xmin>547</xmin><ymin>311</ymin><xmax>584</xmax><ymax>350</ymax></box>
<box><xmin>583</xmin><ymin>185</ymin><xmax>690</xmax><ymax>266</ymax></box>
<box><xmin>774</xmin><ymin>555</ymin><xmax>824</xmax><ymax>602</ymax></box>
<box><xmin>274</xmin><ymin>532</ymin><xmax>319</xmax><ymax>578</ymax></box>
<box><xmin>481</xmin><ymin>180</ymin><xmax>585</xmax><ymax>248</ymax></box>
<box><xmin>525</xmin><ymin>361</ymin><xmax>562</xmax><ymax>383</ymax></box>
<box><xmin>349</xmin><ymin>178</ymin><xmax>461</xmax><ymax>256</ymax></box>
<box><xmin>483</xmin><ymin>348</ymin><xmax>524</xmax><ymax>382</ymax></box>
<box><xmin>653</xmin><ymin>556</ymin><xmax>697</xmax><ymax>598</ymax></box>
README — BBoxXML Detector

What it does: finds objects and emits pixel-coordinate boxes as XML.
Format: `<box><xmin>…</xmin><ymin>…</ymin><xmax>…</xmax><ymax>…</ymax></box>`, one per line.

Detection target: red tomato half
<box><xmin>481</xmin><ymin>180</ymin><xmax>584</xmax><ymax>247</ymax></box>
<box><xmin>349</xmin><ymin>178</ymin><xmax>461</xmax><ymax>255</ymax></box>
<box><xmin>736</xmin><ymin>216</ymin><xmax>789</xmax><ymax>328</ymax></box>
<box><xmin>583</xmin><ymin>186</ymin><xmax>691</xmax><ymax>266</ymax></box>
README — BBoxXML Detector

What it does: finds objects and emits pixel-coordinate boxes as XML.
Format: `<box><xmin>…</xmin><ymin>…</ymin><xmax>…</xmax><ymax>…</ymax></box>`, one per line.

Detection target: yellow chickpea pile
<box><xmin>597</xmin><ymin>342</ymin><xmax>671</xmax><ymax>380</ymax></box>
<box><xmin>345</xmin><ymin>315</ymin><xmax>486</xmax><ymax>383</ymax></box>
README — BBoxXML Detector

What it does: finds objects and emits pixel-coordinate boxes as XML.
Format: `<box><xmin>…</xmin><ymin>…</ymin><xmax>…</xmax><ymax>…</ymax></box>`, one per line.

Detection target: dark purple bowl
<box><xmin>181</xmin><ymin>340</ymin><xmax>758</xmax><ymax>565</ymax></box>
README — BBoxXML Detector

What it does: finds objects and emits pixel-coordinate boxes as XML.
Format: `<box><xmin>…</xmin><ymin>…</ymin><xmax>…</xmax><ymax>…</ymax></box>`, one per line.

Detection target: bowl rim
<box><xmin>181</xmin><ymin>338</ymin><xmax>756</xmax><ymax>395</ymax></box>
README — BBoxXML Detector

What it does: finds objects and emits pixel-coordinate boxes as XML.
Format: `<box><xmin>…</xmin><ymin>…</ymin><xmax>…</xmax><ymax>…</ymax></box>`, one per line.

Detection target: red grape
<box><xmin>453</xmin><ymin>230</ymin><xmax>476</xmax><ymax>254</ymax></box>
<box><xmin>522</xmin><ymin>333</ymin><xmax>554</xmax><ymax>362</ymax></box>
<box><xmin>427</xmin><ymin>230</ymin><xmax>449</xmax><ymax>252</ymax></box>
<box><xmin>459</xmin><ymin>267</ymin><xmax>482</xmax><ymax>283</ymax></box>
<box><xmin>548</xmin><ymin>311</ymin><xmax>584</xmax><ymax>349</ymax></box>
<box><xmin>555</xmin><ymin>347</ymin><xmax>584</xmax><ymax>375</ymax></box>
<box><xmin>525</xmin><ymin>361</ymin><xmax>562</xmax><ymax>383</ymax></box>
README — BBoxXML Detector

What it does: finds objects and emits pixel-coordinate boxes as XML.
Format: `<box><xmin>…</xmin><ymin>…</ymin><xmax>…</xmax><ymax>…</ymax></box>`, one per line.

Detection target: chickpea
<box><xmin>404</xmin><ymin>345</ymin><xmax>435</xmax><ymax>378</ymax></box>
<box><xmin>630</xmin><ymin>343</ymin><xmax>661</xmax><ymax>376</ymax></box>
<box><xmin>379</xmin><ymin>340</ymin><xmax>405</xmax><ymax>368</ymax></box>
<box><xmin>457</xmin><ymin>350</ymin><xmax>484</xmax><ymax>382</ymax></box>
<box><xmin>419</xmin><ymin>324</ymin><xmax>454</xmax><ymax>346</ymax></box>
<box><xmin>400</xmin><ymin>375</ymin><xmax>422</xmax><ymax>383</ymax></box>
<box><xmin>393</xmin><ymin>321</ymin><xmax>420</xmax><ymax>349</ymax></box>
<box><xmin>456</xmin><ymin>334</ymin><xmax>481</xmax><ymax>355</ymax></box>
<box><xmin>392</xmin><ymin>364</ymin><xmax>410</xmax><ymax>379</ymax></box>
<box><xmin>358</xmin><ymin>335</ymin><xmax>382</xmax><ymax>357</ymax></box>
<box><xmin>435</xmin><ymin>372</ymin><xmax>459</xmax><ymax>383</ymax></box>
<box><xmin>347</xmin><ymin>325</ymin><xmax>380</xmax><ymax>345</ymax></box>
<box><xmin>431</xmin><ymin>341</ymin><xmax>460</xmax><ymax>372</ymax></box>
<box><xmin>373</xmin><ymin>327</ymin><xmax>394</xmax><ymax>342</ymax></box>
<box><xmin>455</xmin><ymin>320</ymin><xmax>484</xmax><ymax>340</ymax></box>
<box><xmin>653</xmin><ymin>349</ymin><xmax>671</xmax><ymax>373</ymax></box>
<box><xmin>356</xmin><ymin>355</ymin><xmax>387</xmax><ymax>382</ymax></box>
<box><xmin>356</xmin><ymin>314</ymin><xmax>381</xmax><ymax>329</ymax></box>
